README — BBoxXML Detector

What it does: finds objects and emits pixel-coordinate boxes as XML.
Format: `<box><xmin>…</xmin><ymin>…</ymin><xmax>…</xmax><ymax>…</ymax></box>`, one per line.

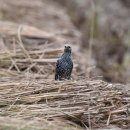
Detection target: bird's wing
<box><xmin>55</xmin><ymin>58</ymin><xmax>61</xmax><ymax>73</ymax></box>
<box><xmin>55</xmin><ymin>59</ymin><xmax>61</xmax><ymax>80</ymax></box>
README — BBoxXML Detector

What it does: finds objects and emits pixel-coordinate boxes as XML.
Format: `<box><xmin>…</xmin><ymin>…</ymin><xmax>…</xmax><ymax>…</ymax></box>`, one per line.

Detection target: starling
<box><xmin>55</xmin><ymin>46</ymin><xmax>73</xmax><ymax>80</ymax></box>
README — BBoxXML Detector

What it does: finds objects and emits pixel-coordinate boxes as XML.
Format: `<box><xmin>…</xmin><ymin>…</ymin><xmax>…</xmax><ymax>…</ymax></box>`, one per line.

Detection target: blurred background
<box><xmin>0</xmin><ymin>0</ymin><xmax>130</xmax><ymax>84</ymax></box>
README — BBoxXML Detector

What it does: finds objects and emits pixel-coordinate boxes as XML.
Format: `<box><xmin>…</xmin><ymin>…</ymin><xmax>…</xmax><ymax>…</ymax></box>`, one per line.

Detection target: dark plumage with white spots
<box><xmin>55</xmin><ymin>46</ymin><xmax>73</xmax><ymax>80</ymax></box>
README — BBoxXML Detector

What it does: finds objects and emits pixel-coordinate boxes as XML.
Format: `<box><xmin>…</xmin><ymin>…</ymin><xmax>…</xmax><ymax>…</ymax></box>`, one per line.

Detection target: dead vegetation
<box><xmin>0</xmin><ymin>22</ymin><xmax>129</xmax><ymax>130</ymax></box>
<box><xmin>0</xmin><ymin>75</ymin><xmax>130</xmax><ymax>129</ymax></box>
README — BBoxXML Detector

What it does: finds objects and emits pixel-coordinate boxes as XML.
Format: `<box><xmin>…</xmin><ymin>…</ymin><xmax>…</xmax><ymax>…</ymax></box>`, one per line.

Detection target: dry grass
<box><xmin>0</xmin><ymin>72</ymin><xmax>130</xmax><ymax>129</ymax></box>
<box><xmin>0</xmin><ymin>116</ymin><xmax>81</xmax><ymax>130</ymax></box>
<box><xmin>0</xmin><ymin>22</ymin><xmax>130</xmax><ymax>130</ymax></box>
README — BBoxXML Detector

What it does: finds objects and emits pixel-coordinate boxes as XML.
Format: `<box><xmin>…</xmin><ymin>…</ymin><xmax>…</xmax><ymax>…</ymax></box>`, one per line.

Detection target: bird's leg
<box><xmin>59</xmin><ymin>76</ymin><xmax>63</xmax><ymax>80</ymax></box>
<box><xmin>67</xmin><ymin>76</ymin><xmax>71</xmax><ymax>80</ymax></box>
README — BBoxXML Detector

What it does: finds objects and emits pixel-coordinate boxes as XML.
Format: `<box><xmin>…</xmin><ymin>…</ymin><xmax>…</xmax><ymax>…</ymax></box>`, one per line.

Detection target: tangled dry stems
<box><xmin>0</xmin><ymin>24</ymin><xmax>130</xmax><ymax>130</ymax></box>
<box><xmin>0</xmin><ymin>73</ymin><xmax>130</xmax><ymax>129</ymax></box>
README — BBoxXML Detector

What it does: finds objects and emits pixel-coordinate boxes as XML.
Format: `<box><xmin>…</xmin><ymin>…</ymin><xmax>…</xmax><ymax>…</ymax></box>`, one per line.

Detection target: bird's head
<box><xmin>64</xmin><ymin>46</ymin><xmax>72</xmax><ymax>54</ymax></box>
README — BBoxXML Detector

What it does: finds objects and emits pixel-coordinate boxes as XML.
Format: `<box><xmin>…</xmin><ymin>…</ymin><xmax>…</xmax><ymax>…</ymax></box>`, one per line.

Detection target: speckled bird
<box><xmin>55</xmin><ymin>46</ymin><xmax>73</xmax><ymax>80</ymax></box>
